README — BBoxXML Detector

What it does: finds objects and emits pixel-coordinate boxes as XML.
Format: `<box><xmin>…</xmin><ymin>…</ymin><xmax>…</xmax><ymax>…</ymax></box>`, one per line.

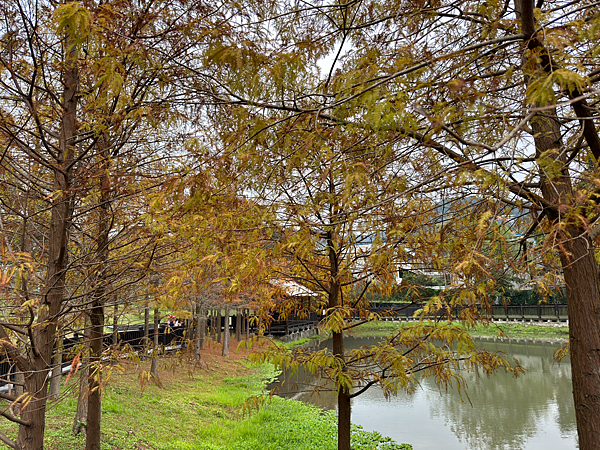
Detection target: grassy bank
<box><xmin>351</xmin><ymin>320</ymin><xmax>569</xmax><ymax>340</ymax></box>
<box><xmin>0</xmin><ymin>340</ymin><xmax>411</xmax><ymax>450</ymax></box>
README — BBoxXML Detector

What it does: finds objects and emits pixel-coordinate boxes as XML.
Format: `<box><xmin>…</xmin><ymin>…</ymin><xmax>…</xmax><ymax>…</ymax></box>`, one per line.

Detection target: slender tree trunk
<box><xmin>244</xmin><ymin>309</ymin><xmax>249</xmax><ymax>347</ymax></box>
<box><xmin>188</xmin><ymin>304</ymin><xmax>195</xmax><ymax>346</ymax></box>
<box><xmin>73</xmin><ymin>316</ymin><xmax>89</xmax><ymax>437</ymax></box>
<box><xmin>48</xmin><ymin>335</ymin><xmax>63</xmax><ymax>399</ymax></box>
<box><xmin>86</xmin><ymin>298</ymin><xmax>104</xmax><ymax>450</ymax></box>
<box><xmin>86</xmin><ymin>132</ymin><xmax>111</xmax><ymax>450</ymax></box>
<box><xmin>210</xmin><ymin>310</ymin><xmax>216</xmax><ymax>341</ymax></box>
<box><xmin>73</xmin><ymin>358</ymin><xmax>89</xmax><ymax>437</ymax></box>
<box><xmin>144</xmin><ymin>304</ymin><xmax>150</xmax><ymax>358</ymax></box>
<box><xmin>222</xmin><ymin>305</ymin><xmax>230</xmax><ymax>357</ymax></box>
<box><xmin>217</xmin><ymin>309</ymin><xmax>222</xmax><ymax>344</ymax></box>
<box><xmin>325</xmin><ymin>223</ymin><xmax>350</xmax><ymax>450</ymax></box>
<box><xmin>112</xmin><ymin>303</ymin><xmax>118</xmax><ymax>346</ymax></box>
<box><xmin>235</xmin><ymin>308</ymin><xmax>241</xmax><ymax>342</ymax></box>
<box><xmin>150</xmin><ymin>307</ymin><xmax>159</xmax><ymax>378</ymax></box>
<box><xmin>199</xmin><ymin>307</ymin><xmax>206</xmax><ymax>350</ymax></box>
<box><xmin>194</xmin><ymin>303</ymin><xmax>201</xmax><ymax>358</ymax></box>
<box><xmin>334</xmin><ymin>328</ymin><xmax>351</xmax><ymax>450</ymax></box>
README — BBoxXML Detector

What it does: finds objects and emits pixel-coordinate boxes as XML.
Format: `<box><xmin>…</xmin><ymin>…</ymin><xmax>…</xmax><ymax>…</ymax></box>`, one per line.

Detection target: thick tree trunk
<box><xmin>16</xmin><ymin>20</ymin><xmax>80</xmax><ymax>449</ymax></box>
<box><xmin>516</xmin><ymin>2</ymin><xmax>600</xmax><ymax>447</ymax></box>
<box><xmin>222</xmin><ymin>305</ymin><xmax>230</xmax><ymax>357</ymax></box>
<box><xmin>18</xmin><ymin>369</ymin><xmax>48</xmax><ymax>449</ymax></box>
<box><xmin>561</xmin><ymin>235</ymin><xmax>600</xmax><ymax>448</ymax></box>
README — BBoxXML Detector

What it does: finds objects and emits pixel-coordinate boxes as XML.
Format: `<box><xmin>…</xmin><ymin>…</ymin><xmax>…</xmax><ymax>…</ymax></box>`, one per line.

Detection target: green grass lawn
<box><xmin>1</xmin><ymin>345</ymin><xmax>411</xmax><ymax>450</ymax></box>
<box><xmin>351</xmin><ymin>319</ymin><xmax>569</xmax><ymax>340</ymax></box>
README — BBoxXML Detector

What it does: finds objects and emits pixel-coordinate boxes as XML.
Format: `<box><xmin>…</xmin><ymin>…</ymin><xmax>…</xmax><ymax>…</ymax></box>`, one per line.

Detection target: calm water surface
<box><xmin>272</xmin><ymin>335</ymin><xmax>577</xmax><ymax>449</ymax></box>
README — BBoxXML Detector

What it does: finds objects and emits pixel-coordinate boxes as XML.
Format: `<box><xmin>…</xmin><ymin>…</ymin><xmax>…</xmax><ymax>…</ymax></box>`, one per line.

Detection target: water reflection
<box><xmin>271</xmin><ymin>337</ymin><xmax>577</xmax><ymax>449</ymax></box>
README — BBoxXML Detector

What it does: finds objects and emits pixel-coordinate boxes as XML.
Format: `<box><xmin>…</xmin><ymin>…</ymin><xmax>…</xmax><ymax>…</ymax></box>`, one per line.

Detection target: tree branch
<box><xmin>0</xmin><ymin>407</ymin><xmax>32</xmax><ymax>427</ymax></box>
<box><xmin>0</xmin><ymin>430</ymin><xmax>16</xmax><ymax>449</ymax></box>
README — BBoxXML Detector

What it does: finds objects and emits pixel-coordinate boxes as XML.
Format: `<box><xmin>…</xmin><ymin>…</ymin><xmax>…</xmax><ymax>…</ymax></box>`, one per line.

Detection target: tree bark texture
<box><xmin>86</xmin><ymin>133</ymin><xmax>111</xmax><ymax>450</ymax></box>
<box><xmin>15</xmin><ymin>20</ymin><xmax>80</xmax><ymax>450</ymax></box>
<box><xmin>516</xmin><ymin>1</ymin><xmax>600</xmax><ymax>448</ymax></box>
<box><xmin>86</xmin><ymin>299</ymin><xmax>104</xmax><ymax>450</ymax></box>
<box><xmin>326</xmin><ymin>226</ymin><xmax>350</xmax><ymax>450</ymax></box>
<box><xmin>561</xmin><ymin>234</ymin><xmax>600</xmax><ymax>448</ymax></box>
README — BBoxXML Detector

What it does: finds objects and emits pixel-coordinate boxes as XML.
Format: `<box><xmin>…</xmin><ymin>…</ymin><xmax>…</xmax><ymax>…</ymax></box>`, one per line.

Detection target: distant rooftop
<box><xmin>270</xmin><ymin>279</ymin><xmax>317</xmax><ymax>297</ymax></box>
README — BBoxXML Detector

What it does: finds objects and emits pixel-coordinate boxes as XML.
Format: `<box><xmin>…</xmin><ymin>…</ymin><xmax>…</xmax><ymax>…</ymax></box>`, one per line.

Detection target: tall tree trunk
<box><xmin>210</xmin><ymin>310</ymin><xmax>216</xmax><ymax>341</ymax></box>
<box><xmin>150</xmin><ymin>307</ymin><xmax>159</xmax><ymax>379</ymax></box>
<box><xmin>112</xmin><ymin>303</ymin><xmax>118</xmax><ymax>347</ymax></box>
<box><xmin>516</xmin><ymin>2</ymin><xmax>600</xmax><ymax>448</ymax></box>
<box><xmin>222</xmin><ymin>305</ymin><xmax>230</xmax><ymax>357</ymax></box>
<box><xmin>18</xmin><ymin>368</ymin><xmax>49</xmax><ymax>449</ymax></box>
<box><xmin>335</xmin><ymin>328</ymin><xmax>351</xmax><ymax>450</ymax></box>
<box><xmin>144</xmin><ymin>304</ymin><xmax>150</xmax><ymax>358</ymax></box>
<box><xmin>194</xmin><ymin>303</ymin><xmax>202</xmax><ymax>358</ymax></box>
<box><xmin>86</xmin><ymin>133</ymin><xmax>111</xmax><ymax>450</ymax></box>
<box><xmin>199</xmin><ymin>307</ymin><xmax>206</xmax><ymax>350</ymax></box>
<box><xmin>325</xmin><ymin>223</ymin><xmax>350</xmax><ymax>450</ymax></box>
<box><xmin>217</xmin><ymin>309</ymin><xmax>222</xmax><ymax>344</ymax></box>
<box><xmin>15</xmin><ymin>19</ymin><xmax>80</xmax><ymax>449</ymax></box>
<box><xmin>86</xmin><ymin>298</ymin><xmax>104</xmax><ymax>450</ymax></box>
<box><xmin>244</xmin><ymin>309</ymin><xmax>249</xmax><ymax>347</ymax></box>
<box><xmin>560</xmin><ymin>235</ymin><xmax>600</xmax><ymax>449</ymax></box>
<box><xmin>235</xmin><ymin>308</ymin><xmax>241</xmax><ymax>342</ymax></box>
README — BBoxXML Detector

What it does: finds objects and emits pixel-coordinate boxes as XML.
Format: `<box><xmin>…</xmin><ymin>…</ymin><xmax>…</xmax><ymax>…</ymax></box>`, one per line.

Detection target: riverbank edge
<box><xmin>279</xmin><ymin>321</ymin><xmax>569</xmax><ymax>346</ymax></box>
<box><xmin>347</xmin><ymin>320</ymin><xmax>569</xmax><ymax>343</ymax></box>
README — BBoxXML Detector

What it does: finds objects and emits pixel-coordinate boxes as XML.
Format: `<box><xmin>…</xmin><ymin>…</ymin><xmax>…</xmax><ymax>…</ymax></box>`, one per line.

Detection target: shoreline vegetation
<box><xmin>349</xmin><ymin>320</ymin><xmax>569</xmax><ymax>341</ymax></box>
<box><xmin>0</xmin><ymin>338</ymin><xmax>410</xmax><ymax>450</ymax></box>
<box><xmin>0</xmin><ymin>324</ymin><xmax>564</xmax><ymax>449</ymax></box>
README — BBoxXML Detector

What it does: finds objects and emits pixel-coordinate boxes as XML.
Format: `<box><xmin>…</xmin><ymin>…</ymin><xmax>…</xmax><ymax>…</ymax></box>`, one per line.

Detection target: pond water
<box><xmin>271</xmin><ymin>335</ymin><xmax>577</xmax><ymax>450</ymax></box>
